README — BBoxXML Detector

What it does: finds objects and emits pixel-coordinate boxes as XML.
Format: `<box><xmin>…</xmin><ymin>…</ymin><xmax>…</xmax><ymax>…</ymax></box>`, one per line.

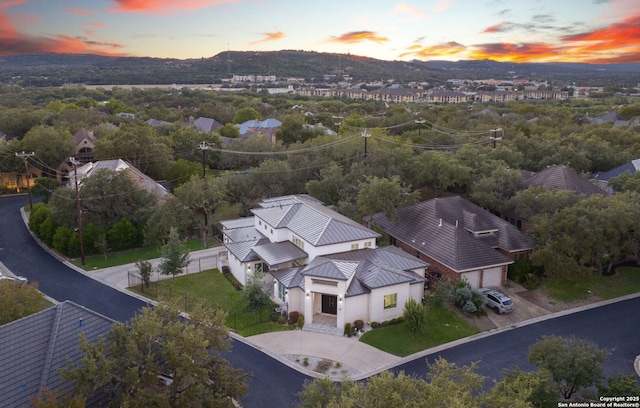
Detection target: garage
<box><xmin>461</xmin><ymin>271</ymin><xmax>480</xmax><ymax>288</ymax></box>
<box><xmin>480</xmin><ymin>267</ymin><xmax>503</xmax><ymax>288</ymax></box>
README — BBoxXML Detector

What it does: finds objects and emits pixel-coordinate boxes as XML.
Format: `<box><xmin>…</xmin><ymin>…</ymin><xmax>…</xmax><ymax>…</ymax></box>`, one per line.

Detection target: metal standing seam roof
<box><xmin>371</xmin><ymin>196</ymin><xmax>531</xmax><ymax>272</ymax></box>
<box><xmin>225</xmin><ymin>238</ymin><xmax>269</xmax><ymax>262</ymax></box>
<box><xmin>251</xmin><ymin>196</ymin><xmax>380</xmax><ymax>246</ymax></box>
<box><xmin>270</xmin><ymin>266</ymin><xmax>305</xmax><ymax>290</ymax></box>
<box><xmin>251</xmin><ymin>241</ymin><xmax>308</xmax><ymax>268</ymax></box>
<box><xmin>223</xmin><ymin>225</ymin><xmax>265</xmax><ymax>244</ymax></box>
<box><xmin>0</xmin><ymin>301</ymin><xmax>115</xmax><ymax>408</ymax></box>
<box><xmin>220</xmin><ymin>217</ymin><xmax>256</xmax><ymax>230</ymax></box>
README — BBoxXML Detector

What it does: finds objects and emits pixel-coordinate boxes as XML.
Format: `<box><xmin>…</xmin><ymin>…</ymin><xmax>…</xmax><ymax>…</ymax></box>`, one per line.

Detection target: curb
<box><xmin>636</xmin><ymin>355</ymin><xmax>640</xmax><ymax>378</ymax></box>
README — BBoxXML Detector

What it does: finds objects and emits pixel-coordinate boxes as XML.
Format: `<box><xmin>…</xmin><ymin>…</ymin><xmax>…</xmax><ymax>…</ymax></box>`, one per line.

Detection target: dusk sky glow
<box><xmin>1</xmin><ymin>0</ymin><xmax>639</xmax><ymax>64</ymax></box>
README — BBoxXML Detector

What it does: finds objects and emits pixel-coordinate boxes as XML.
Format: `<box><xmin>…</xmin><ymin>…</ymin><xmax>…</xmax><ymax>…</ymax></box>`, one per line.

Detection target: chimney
<box><xmin>438</xmin><ymin>218</ymin><xmax>442</xmax><ymax>227</ymax></box>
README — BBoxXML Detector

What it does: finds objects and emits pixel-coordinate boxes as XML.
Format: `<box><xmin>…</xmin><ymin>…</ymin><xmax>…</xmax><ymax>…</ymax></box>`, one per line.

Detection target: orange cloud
<box><xmin>482</xmin><ymin>22</ymin><xmax>510</xmax><ymax>34</ymax></box>
<box><xmin>393</xmin><ymin>3</ymin><xmax>427</xmax><ymax>20</ymax></box>
<box><xmin>329</xmin><ymin>31</ymin><xmax>389</xmax><ymax>44</ymax></box>
<box><xmin>110</xmin><ymin>0</ymin><xmax>236</xmax><ymax>12</ymax></box>
<box><xmin>559</xmin><ymin>14</ymin><xmax>640</xmax><ymax>63</ymax></box>
<box><xmin>469</xmin><ymin>42</ymin><xmax>562</xmax><ymax>63</ymax></box>
<box><xmin>249</xmin><ymin>31</ymin><xmax>286</xmax><ymax>45</ymax></box>
<box><xmin>398</xmin><ymin>41</ymin><xmax>466</xmax><ymax>59</ymax></box>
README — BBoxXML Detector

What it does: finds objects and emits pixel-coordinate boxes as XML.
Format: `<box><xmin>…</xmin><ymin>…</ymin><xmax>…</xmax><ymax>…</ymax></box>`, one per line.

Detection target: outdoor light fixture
<box><xmin>338</xmin><ymin>296</ymin><xmax>343</xmax><ymax>302</ymax></box>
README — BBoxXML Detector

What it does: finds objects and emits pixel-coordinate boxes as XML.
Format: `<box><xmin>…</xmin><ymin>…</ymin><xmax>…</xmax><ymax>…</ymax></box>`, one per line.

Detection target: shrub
<box><xmin>297</xmin><ymin>316</ymin><xmax>304</xmax><ymax>328</ymax></box>
<box><xmin>508</xmin><ymin>259</ymin><xmax>543</xmax><ymax>289</ymax></box>
<box><xmin>403</xmin><ymin>298</ymin><xmax>428</xmax><ymax>336</ymax></box>
<box><xmin>38</xmin><ymin>216</ymin><xmax>58</xmax><ymax>246</ymax></box>
<box><xmin>370</xmin><ymin>322</ymin><xmax>380</xmax><ymax>329</ymax></box>
<box><xmin>344</xmin><ymin>322</ymin><xmax>352</xmax><ymax>337</ymax></box>
<box><xmin>462</xmin><ymin>299</ymin><xmax>478</xmax><ymax>314</ymax></box>
<box><xmin>450</xmin><ymin>278</ymin><xmax>484</xmax><ymax>314</ymax></box>
<box><xmin>288</xmin><ymin>311</ymin><xmax>300</xmax><ymax>326</ymax></box>
<box><xmin>221</xmin><ymin>266</ymin><xmax>243</xmax><ymax>290</ymax></box>
<box><xmin>353</xmin><ymin>320</ymin><xmax>364</xmax><ymax>331</ymax></box>
<box><xmin>277</xmin><ymin>317</ymin><xmax>286</xmax><ymax>325</ymax></box>
<box><xmin>28</xmin><ymin>203</ymin><xmax>50</xmax><ymax>234</ymax></box>
<box><xmin>52</xmin><ymin>226</ymin><xmax>75</xmax><ymax>256</ymax></box>
<box><xmin>389</xmin><ymin>318</ymin><xmax>398</xmax><ymax>325</ymax></box>
<box><xmin>107</xmin><ymin>217</ymin><xmax>139</xmax><ymax>251</ymax></box>
<box><xmin>382</xmin><ymin>320</ymin><xmax>389</xmax><ymax>327</ymax></box>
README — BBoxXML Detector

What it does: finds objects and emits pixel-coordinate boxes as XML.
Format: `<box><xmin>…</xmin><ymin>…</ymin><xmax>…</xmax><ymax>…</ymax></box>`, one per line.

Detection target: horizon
<box><xmin>1</xmin><ymin>1</ymin><xmax>639</xmax><ymax>64</ymax></box>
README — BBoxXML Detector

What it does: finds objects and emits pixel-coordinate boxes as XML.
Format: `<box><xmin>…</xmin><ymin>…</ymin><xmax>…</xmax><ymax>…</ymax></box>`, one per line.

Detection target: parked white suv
<box><xmin>480</xmin><ymin>288</ymin><xmax>514</xmax><ymax>314</ymax></box>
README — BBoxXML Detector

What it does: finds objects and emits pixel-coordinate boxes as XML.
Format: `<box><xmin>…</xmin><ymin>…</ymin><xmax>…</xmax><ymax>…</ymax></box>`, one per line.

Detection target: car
<box><xmin>480</xmin><ymin>288</ymin><xmax>514</xmax><ymax>314</ymax></box>
<box><xmin>0</xmin><ymin>272</ymin><xmax>28</xmax><ymax>284</ymax></box>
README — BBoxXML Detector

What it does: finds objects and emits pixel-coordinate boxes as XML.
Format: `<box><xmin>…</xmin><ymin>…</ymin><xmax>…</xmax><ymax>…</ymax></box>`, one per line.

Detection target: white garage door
<box><xmin>481</xmin><ymin>267</ymin><xmax>502</xmax><ymax>288</ymax></box>
<box><xmin>462</xmin><ymin>271</ymin><xmax>480</xmax><ymax>288</ymax></box>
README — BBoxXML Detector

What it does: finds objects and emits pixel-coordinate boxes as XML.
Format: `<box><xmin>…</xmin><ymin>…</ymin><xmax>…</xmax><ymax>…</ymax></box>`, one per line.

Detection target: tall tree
<box><xmin>356</xmin><ymin>175</ymin><xmax>418</xmax><ymax>225</ymax></box>
<box><xmin>0</xmin><ymin>281</ymin><xmax>45</xmax><ymax>325</ymax></box>
<box><xmin>62</xmin><ymin>302</ymin><xmax>248</xmax><ymax>407</ymax></box>
<box><xmin>94</xmin><ymin>123</ymin><xmax>172</xmax><ymax>179</ymax></box>
<box><xmin>232</xmin><ymin>107</ymin><xmax>262</xmax><ymax>124</ymax></box>
<box><xmin>174</xmin><ymin>175</ymin><xmax>229</xmax><ymax>249</ymax></box>
<box><xmin>158</xmin><ymin>228</ymin><xmax>191</xmax><ymax>277</ymax></box>
<box><xmin>20</xmin><ymin>125</ymin><xmax>75</xmax><ymax>178</ymax></box>
<box><xmin>528</xmin><ymin>335</ymin><xmax>609</xmax><ymax>400</ymax></box>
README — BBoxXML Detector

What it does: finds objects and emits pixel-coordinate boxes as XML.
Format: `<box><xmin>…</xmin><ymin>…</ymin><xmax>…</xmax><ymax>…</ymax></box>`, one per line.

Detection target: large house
<box><xmin>591</xmin><ymin>158</ymin><xmax>640</xmax><ymax>193</ymax></box>
<box><xmin>220</xmin><ymin>195</ymin><xmax>427</xmax><ymax>330</ymax></box>
<box><xmin>0</xmin><ymin>301</ymin><xmax>114</xmax><ymax>407</ymax></box>
<box><xmin>67</xmin><ymin>159</ymin><xmax>169</xmax><ymax>200</ymax></box>
<box><xmin>371</xmin><ymin>196</ymin><xmax>533</xmax><ymax>289</ymax></box>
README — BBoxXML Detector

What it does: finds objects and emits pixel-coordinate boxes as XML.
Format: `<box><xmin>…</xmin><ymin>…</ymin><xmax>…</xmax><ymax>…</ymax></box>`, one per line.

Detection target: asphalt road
<box><xmin>1</xmin><ymin>194</ymin><xmax>638</xmax><ymax>407</ymax></box>
<box><xmin>0</xmin><ymin>195</ymin><xmax>309</xmax><ymax>407</ymax></box>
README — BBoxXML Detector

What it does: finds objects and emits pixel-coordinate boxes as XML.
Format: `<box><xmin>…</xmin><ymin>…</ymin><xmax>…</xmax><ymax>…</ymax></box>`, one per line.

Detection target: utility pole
<box><xmin>415</xmin><ymin>118</ymin><xmax>426</xmax><ymax>139</ymax></box>
<box><xmin>489</xmin><ymin>128</ymin><xmax>503</xmax><ymax>148</ymax></box>
<box><xmin>199</xmin><ymin>141</ymin><xmax>211</xmax><ymax>179</ymax></box>
<box><xmin>361</xmin><ymin>130</ymin><xmax>371</xmax><ymax>157</ymax></box>
<box><xmin>332</xmin><ymin>116</ymin><xmax>343</xmax><ymax>134</ymax></box>
<box><xmin>70</xmin><ymin>157</ymin><xmax>86</xmax><ymax>265</ymax></box>
<box><xmin>15</xmin><ymin>151</ymin><xmax>35</xmax><ymax>211</ymax></box>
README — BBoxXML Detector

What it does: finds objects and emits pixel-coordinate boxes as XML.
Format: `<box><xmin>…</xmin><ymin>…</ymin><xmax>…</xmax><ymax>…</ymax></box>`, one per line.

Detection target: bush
<box><xmin>508</xmin><ymin>259</ymin><xmax>543</xmax><ymax>289</ymax></box>
<box><xmin>221</xmin><ymin>266</ymin><xmax>243</xmax><ymax>290</ymax></box>
<box><xmin>288</xmin><ymin>311</ymin><xmax>300</xmax><ymax>326</ymax></box>
<box><xmin>353</xmin><ymin>320</ymin><xmax>364</xmax><ymax>331</ymax></box>
<box><xmin>344</xmin><ymin>322</ymin><xmax>352</xmax><ymax>337</ymax></box>
<box><xmin>107</xmin><ymin>217</ymin><xmax>139</xmax><ymax>251</ymax></box>
<box><xmin>297</xmin><ymin>316</ymin><xmax>304</xmax><ymax>328</ymax></box>
<box><xmin>382</xmin><ymin>320</ymin><xmax>389</xmax><ymax>327</ymax></box>
<box><xmin>38</xmin><ymin>216</ymin><xmax>58</xmax><ymax>246</ymax></box>
<box><xmin>28</xmin><ymin>203</ymin><xmax>49</xmax><ymax>234</ymax></box>
<box><xmin>370</xmin><ymin>322</ymin><xmax>380</xmax><ymax>329</ymax></box>
<box><xmin>450</xmin><ymin>279</ymin><xmax>485</xmax><ymax>315</ymax></box>
<box><xmin>277</xmin><ymin>316</ymin><xmax>286</xmax><ymax>325</ymax></box>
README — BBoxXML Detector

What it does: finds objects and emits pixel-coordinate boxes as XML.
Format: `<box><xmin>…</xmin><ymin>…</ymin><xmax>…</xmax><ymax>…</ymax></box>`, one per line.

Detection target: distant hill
<box><xmin>0</xmin><ymin>50</ymin><xmax>639</xmax><ymax>87</ymax></box>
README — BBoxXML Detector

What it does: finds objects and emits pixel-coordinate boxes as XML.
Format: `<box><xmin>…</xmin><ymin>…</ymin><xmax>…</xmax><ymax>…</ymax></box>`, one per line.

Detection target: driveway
<box><xmin>484</xmin><ymin>282</ymin><xmax>552</xmax><ymax>328</ymax></box>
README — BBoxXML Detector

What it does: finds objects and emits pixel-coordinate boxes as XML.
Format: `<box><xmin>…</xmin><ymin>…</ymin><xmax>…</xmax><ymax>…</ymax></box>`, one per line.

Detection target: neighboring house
<box><xmin>221</xmin><ymin>195</ymin><xmax>428</xmax><ymax>330</ymax></box>
<box><xmin>371</xmin><ymin>196</ymin><xmax>533</xmax><ymax>289</ymax></box>
<box><xmin>235</xmin><ymin>119</ymin><xmax>282</xmax><ymax>143</ymax></box>
<box><xmin>0</xmin><ymin>301</ymin><xmax>114</xmax><ymax>407</ymax></box>
<box><xmin>72</xmin><ymin>128</ymin><xmax>98</xmax><ymax>164</ymax></box>
<box><xmin>146</xmin><ymin>118</ymin><xmax>172</xmax><ymax>127</ymax></box>
<box><xmin>68</xmin><ymin>159</ymin><xmax>169</xmax><ymax>200</ymax></box>
<box><xmin>192</xmin><ymin>116</ymin><xmax>223</xmax><ymax>133</ymax></box>
<box><xmin>0</xmin><ymin>136</ymin><xmax>42</xmax><ymax>191</ymax></box>
<box><xmin>591</xmin><ymin>158</ymin><xmax>640</xmax><ymax>193</ymax></box>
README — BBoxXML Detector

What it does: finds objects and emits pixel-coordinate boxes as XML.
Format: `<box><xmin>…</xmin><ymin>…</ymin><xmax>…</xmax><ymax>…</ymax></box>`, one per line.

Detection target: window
<box><xmin>278</xmin><ymin>282</ymin><xmax>286</xmax><ymax>302</ymax></box>
<box><xmin>259</xmin><ymin>220</ymin><xmax>262</xmax><ymax>226</ymax></box>
<box><xmin>384</xmin><ymin>293</ymin><xmax>397</xmax><ymax>309</ymax></box>
<box><xmin>292</xmin><ymin>236</ymin><xmax>304</xmax><ymax>249</ymax></box>
<box><xmin>351</xmin><ymin>243</ymin><xmax>359</xmax><ymax>250</ymax></box>
<box><xmin>364</xmin><ymin>241</ymin><xmax>372</xmax><ymax>248</ymax></box>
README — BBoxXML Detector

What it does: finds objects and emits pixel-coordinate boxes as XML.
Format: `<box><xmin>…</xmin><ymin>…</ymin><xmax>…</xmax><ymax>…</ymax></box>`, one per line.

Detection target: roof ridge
<box><xmin>38</xmin><ymin>302</ymin><xmax>65</xmax><ymax>394</ymax></box>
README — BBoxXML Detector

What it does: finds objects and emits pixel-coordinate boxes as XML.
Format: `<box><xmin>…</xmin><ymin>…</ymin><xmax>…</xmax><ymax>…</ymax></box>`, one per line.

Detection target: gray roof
<box><xmin>225</xmin><ymin>238</ymin><xmax>269</xmax><ymax>262</ymax></box>
<box><xmin>592</xmin><ymin>158</ymin><xmax>640</xmax><ymax>182</ymax></box>
<box><xmin>252</xmin><ymin>241</ymin><xmax>308</xmax><ymax>268</ymax></box>
<box><xmin>0</xmin><ymin>301</ymin><xmax>114</xmax><ymax>408</ymax></box>
<box><xmin>272</xmin><ymin>247</ymin><xmax>426</xmax><ymax>297</ymax></box>
<box><xmin>252</xmin><ymin>195</ymin><xmax>379</xmax><ymax>246</ymax></box>
<box><xmin>220</xmin><ymin>216</ymin><xmax>257</xmax><ymax>230</ymax></box>
<box><xmin>371</xmin><ymin>196</ymin><xmax>533</xmax><ymax>272</ymax></box>
<box><xmin>193</xmin><ymin>117</ymin><xmax>223</xmax><ymax>133</ymax></box>
<box><xmin>223</xmin><ymin>224</ymin><xmax>265</xmax><ymax>243</ymax></box>
<box><xmin>523</xmin><ymin>165</ymin><xmax>608</xmax><ymax>197</ymax></box>
<box><xmin>73</xmin><ymin>159</ymin><xmax>169</xmax><ymax>199</ymax></box>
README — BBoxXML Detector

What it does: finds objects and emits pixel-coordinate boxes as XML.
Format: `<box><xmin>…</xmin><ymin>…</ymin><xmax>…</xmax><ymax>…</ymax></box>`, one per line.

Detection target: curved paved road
<box><xmin>0</xmin><ymin>195</ymin><xmax>309</xmax><ymax>407</ymax></box>
<box><xmin>2</xmin><ymin>195</ymin><xmax>638</xmax><ymax>406</ymax></box>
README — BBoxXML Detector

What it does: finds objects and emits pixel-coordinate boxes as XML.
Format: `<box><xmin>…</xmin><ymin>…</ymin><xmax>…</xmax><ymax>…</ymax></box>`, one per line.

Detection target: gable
<box><xmin>0</xmin><ymin>301</ymin><xmax>114</xmax><ymax>407</ymax></box>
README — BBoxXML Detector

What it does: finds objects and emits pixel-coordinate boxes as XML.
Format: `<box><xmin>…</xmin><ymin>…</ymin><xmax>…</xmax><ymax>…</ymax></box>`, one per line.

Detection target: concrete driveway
<box><xmin>483</xmin><ymin>282</ymin><xmax>552</xmax><ymax>328</ymax></box>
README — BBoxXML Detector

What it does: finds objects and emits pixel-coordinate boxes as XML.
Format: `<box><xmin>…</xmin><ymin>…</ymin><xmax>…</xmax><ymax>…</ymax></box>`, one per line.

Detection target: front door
<box><xmin>321</xmin><ymin>294</ymin><xmax>337</xmax><ymax>315</ymax></box>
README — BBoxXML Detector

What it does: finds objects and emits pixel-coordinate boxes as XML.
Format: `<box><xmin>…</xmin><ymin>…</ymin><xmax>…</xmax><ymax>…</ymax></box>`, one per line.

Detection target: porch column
<box><xmin>304</xmin><ymin>290</ymin><xmax>312</xmax><ymax>326</ymax></box>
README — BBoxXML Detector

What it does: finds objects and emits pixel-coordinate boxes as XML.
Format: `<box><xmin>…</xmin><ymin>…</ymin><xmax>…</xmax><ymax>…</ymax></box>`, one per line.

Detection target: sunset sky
<box><xmin>1</xmin><ymin>0</ymin><xmax>639</xmax><ymax>64</ymax></box>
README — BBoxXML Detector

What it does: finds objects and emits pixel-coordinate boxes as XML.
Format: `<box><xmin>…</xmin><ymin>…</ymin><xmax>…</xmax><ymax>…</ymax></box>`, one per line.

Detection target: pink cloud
<box><xmin>66</xmin><ymin>7</ymin><xmax>93</xmax><ymax>17</ymax></box>
<box><xmin>110</xmin><ymin>0</ymin><xmax>237</xmax><ymax>12</ymax></box>
<box><xmin>393</xmin><ymin>3</ymin><xmax>427</xmax><ymax>20</ymax></box>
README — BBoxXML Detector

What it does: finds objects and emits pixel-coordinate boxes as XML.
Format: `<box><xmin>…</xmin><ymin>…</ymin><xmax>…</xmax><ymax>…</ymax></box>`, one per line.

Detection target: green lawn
<box><xmin>72</xmin><ymin>239</ymin><xmax>207</xmax><ymax>270</ymax></box>
<box><xmin>359</xmin><ymin>306</ymin><xmax>480</xmax><ymax>357</ymax></box>
<box><xmin>544</xmin><ymin>266</ymin><xmax>640</xmax><ymax>302</ymax></box>
<box><xmin>127</xmin><ymin>269</ymin><xmax>290</xmax><ymax>337</ymax></box>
